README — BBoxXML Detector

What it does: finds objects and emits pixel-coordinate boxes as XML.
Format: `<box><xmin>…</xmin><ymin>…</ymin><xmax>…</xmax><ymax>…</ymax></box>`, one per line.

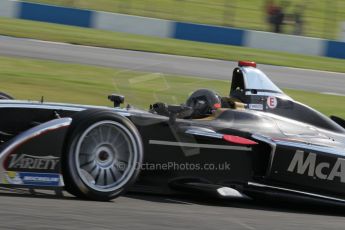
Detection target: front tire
<box><xmin>63</xmin><ymin>109</ymin><xmax>143</xmax><ymax>201</ymax></box>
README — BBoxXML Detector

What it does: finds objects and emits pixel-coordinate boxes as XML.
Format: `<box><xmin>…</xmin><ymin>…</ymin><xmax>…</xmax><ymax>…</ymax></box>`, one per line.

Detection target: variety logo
<box><xmin>287</xmin><ymin>150</ymin><xmax>345</xmax><ymax>183</ymax></box>
<box><xmin>3</xmin><ymin>171</ymin><xmax>60</xmax><ymax>186</ymax></box>
<box><xmin>6</xmin><ymin>154</ymin><xmax>59</xmax><ymax>170</ymax></box>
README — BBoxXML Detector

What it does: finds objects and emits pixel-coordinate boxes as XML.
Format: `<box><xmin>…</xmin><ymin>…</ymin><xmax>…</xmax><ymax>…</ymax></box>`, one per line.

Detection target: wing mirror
<box><xmin>108</xmin><ymin>94</ymin><xmax>125</xmax><ymax>107</ymax></box>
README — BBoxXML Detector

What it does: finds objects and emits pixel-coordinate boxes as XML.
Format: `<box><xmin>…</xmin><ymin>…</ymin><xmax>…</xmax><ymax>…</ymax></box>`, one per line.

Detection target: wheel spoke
<box><xmin>111</xmin><ymin>135</ymin><xmax>122</xmax><ymax>148</ymax></box>
<box><xmin>86</xmin><ymin>132</ymin><xmax>99</xmax><ymax>145</ymax></box>
<box><xmin>109</xmin><ymin>168</ymin><xmax>117</xmax><ymax>181</ymax></box>
<box><xmin>80</xmin><ymin>142</ymin><xmax>96</xmax><ymax>154</ymax></box>
<box><xmin>80</xmin><ymin>159</ymin><xmax>94</xmax><ymax>168</ymax></box>
<box><xmin>98</xmin><ymin>126</ymin><xmax>105</xmax><ymax>142</ymax></box>
<box><xmin>94</xmin><ymin>168</ymin><xmax>102</xmax><ymax>185</ymax></box>
<box><xmin>89</xmin><ymin>164</ymin><xmax>98</xmax><ymax>176</ymax></box>
<box><xmin>111</xmin><ymin>166</ymin><xmax>123</xmax><ymax>180</ymax></box>
<box><xmin>103</xmin><ymin>169</ymin><xmax>108</xmax><ymax>186</ymax></box>
<box><xmin>105</xmin><ymin>125</ymin><xmax>113</xmax><ymax>142</ymax></box>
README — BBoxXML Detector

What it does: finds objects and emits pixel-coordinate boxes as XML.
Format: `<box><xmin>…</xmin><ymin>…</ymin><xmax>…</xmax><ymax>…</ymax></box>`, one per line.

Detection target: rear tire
<box><xmin>0</xmin><ymin>92</ymin><xmax>14</xmax><ymax>100</ymax></box>
<box><xmin>63</xmin><ymin>109</ymin><xmax>143</xmax><ymax>201</ymax></box>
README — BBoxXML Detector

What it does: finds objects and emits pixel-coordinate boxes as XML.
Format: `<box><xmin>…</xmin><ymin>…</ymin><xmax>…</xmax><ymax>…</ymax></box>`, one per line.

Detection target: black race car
<box><xmin>1</xmin><ymin>61</ymin><xmax>345</xmax><ymax>202</ymax></box>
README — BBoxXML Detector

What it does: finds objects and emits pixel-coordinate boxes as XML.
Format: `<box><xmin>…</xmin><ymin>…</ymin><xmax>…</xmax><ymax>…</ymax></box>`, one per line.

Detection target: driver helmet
<box><xmin>186</xmin><ymin>89</ymin><xmax>222</xmax><ymax>118</ymax></box>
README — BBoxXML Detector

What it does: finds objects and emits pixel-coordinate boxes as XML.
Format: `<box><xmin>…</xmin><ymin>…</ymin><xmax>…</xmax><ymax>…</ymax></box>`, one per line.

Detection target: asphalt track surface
<box><xmin>1</xmin><ymin>35</ymin><xmax>345</xmax><ymax>95</ymax></box>
<box><xmin>1</xmin><ymin>189</ymin><xmax>345</xmax><ymax>230</ymax></box>
<box><xmin>2</xmin><ymin>35</ymin><xmax>345</xmax><ymax>229</ymax></box>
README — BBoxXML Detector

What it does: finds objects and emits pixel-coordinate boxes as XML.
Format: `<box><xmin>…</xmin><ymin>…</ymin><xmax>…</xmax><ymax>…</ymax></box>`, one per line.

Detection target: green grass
<box><xmin>24</xmin><ymin>0</ymin><xmax>345</xmax><ymax>39</ymax></box>
<box><xmin>2</xmin><ymin>18</ymin><xmax>345</xmax><ymax>73</ymax></box>
<box><xmin>1</xmin><ymin>55</ymin><xmax>345</xmax><ymax>117</ymax></box>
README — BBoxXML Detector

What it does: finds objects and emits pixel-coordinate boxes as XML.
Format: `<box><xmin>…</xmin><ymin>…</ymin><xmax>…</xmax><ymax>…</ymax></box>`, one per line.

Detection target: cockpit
<box><xmin>150</xmin><ymin>61</ymin><xmax>291</xmax><ymax>119</ymax></box>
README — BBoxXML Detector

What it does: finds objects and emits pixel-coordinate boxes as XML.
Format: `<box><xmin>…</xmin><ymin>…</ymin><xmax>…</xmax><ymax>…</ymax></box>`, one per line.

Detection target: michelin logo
<box><xmin>2</xmin><ymin>171</ymin><xmax>60</xmax><ymax>186</ymax></box>
<box><xmin>3</xmin><ymin>171</ymin><xmax>23</xmax><ymax>185</ymax></box>
<box><xmin>287</xmin><ymin>150</ymin><xmax>345</xmax><ymax>182</ymax></box>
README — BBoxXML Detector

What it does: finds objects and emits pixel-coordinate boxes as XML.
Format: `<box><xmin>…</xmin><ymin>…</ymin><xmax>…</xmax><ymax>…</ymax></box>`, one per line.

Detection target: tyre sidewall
<box><xmin>63</xmin><ymin>109</ymin><xmax>143</xmax><ymax>201</ymax></box>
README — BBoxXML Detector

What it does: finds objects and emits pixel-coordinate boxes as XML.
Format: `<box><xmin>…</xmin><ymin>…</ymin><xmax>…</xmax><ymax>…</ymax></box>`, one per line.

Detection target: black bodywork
<box><xmin>1</xmin><ymin>64</ymin><xmax>345</xmax><ymax>202</ymax></box>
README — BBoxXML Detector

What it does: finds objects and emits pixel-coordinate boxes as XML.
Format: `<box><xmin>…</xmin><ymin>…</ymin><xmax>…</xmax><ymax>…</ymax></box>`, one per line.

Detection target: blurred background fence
<box><xmin>24</xmin><ymin>0</ymin><xmax>345</xmax><ymax>40</ymax></box>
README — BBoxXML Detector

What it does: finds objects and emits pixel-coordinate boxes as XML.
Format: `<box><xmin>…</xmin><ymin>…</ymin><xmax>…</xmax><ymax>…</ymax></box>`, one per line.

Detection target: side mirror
<box><xmin>108</xmin><ymin>94</ymin><xmax>125</xmax><ymax>107</ymax></box>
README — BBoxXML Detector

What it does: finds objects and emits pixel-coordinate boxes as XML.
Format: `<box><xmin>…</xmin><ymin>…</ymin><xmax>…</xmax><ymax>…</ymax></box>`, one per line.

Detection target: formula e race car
<box><xmin>1</xmin><ymin>61</ymin><xmax>345</xmax><ymax>202</ymax></box>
